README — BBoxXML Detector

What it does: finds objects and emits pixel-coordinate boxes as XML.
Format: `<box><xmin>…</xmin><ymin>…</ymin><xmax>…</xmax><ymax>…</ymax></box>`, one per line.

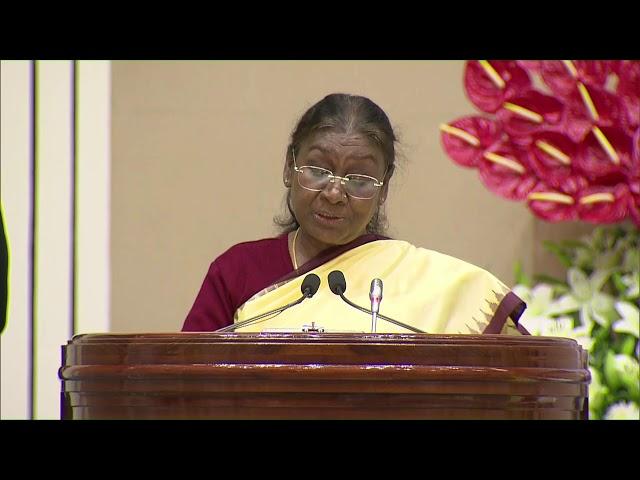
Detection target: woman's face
<box><xmin>284</xmin><ymin>130</ymin><xmax>389</xmax><ymax>249</ymax></box>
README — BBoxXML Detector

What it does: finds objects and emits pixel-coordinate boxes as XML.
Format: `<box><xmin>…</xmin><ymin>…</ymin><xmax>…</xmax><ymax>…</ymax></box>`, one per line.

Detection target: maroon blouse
<box><xmin>182</xmin><ymin>234</ymin><xmax>293</xmax><ymax>331</ymax></box>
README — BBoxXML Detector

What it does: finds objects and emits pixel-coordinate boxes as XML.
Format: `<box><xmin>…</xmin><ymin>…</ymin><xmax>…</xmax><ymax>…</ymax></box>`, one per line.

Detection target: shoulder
<box><xmin>393</xmin><ymin>240</ymin><xmax>506</xmax><ymax>284</ymax></box>
<box><xmin>223</xmin><ymin>233</ymin><xmax>288</xmax><ymax>256</ymax></box>
<box><xmin>212</xmin><ymin>233</ymin><xmax>289</xmax><ymax>269</ymax></box>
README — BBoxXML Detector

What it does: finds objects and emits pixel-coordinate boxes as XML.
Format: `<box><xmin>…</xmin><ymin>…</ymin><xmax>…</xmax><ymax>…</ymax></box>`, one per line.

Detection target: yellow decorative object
<box><xmin>439</xmin><ymin>123</ymin><xmax>481</xmax><ymax>147</ymax></box>
<box><xmin>483</xmin><ymin>152</ymin><xmax>526</xmax><ymax>174</ymax></box>
<box><xmin>579</xmin><ymin>192</ymin><xmax>615</xmax><ymax>205</ymax></box>
<box><xmin>535</xmin><ymin>140</ymin><xmax>572</xmax><ymax>165</ymax></box>
<box><xmin>562</xmin><ymin>60</ymin><xmax>578</xmax><ymax>78</ymax></box>
<box><xmin>578</xmin><ymin>82</ymin><xmax>600</xmax><ymax>121</ymax></box>
<box><xmin>527</xmin><ymin>192</ymin><xmax>575</xmax><ymax>205</ymax></box>
<box><xmin>503</xmin><ymin>102</ymin><xmax>544</xmax><ymax>124</ymax></box>
<box><xmin>592</xmin><ymin>126</ymin><xmax>620</xmax><ymax>165</ymax></box>
<box><xmin>479</xmin><ymin>60</ymin><xmax>506</xmax><ymax>89</ymax></box>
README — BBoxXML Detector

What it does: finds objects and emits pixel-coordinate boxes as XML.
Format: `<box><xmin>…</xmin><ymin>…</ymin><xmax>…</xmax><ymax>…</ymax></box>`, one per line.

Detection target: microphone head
<box><xmin>301</xmin><ymin>273</ymin><xmax>321</xmax><ymax>297</ymax></box>
<box><xmin>328</xmin><ymin>270</ymin><xmax>346</xmax><ymax>295</ymax></box>
<box><xmin>369</xmin><ymin>278</ymin><xmax>383</xmax><ymax>300</ymax></box>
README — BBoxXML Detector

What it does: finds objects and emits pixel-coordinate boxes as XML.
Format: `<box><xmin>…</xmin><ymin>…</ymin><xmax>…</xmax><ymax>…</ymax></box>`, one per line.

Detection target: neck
<box><xmin>292</xmin><ymin>228</ymin><xmax>366</xmax><ymax>269</ymax></box>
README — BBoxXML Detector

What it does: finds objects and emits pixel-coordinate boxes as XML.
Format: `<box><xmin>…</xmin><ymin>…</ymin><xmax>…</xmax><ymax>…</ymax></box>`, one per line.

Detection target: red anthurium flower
<box><xmin>628</xmin><ymin>179</ymin><xmax>640</xmax><ymax>227</ymax></box>
<box><xmin>442</xmin><ymin>60</ymin><xmax>640</xmax><ymax>225</ymax></box>
<box><xmin>628</xmin><ymin>127</ymin><xmax>640</xmax><ymax>180</ymax></box>
<box><xmin>617</xmin><ymin>61</ymin><xmax>640</xmax><ymax>102</ymax></box>
<box><xmin>575</xmin><ymin>126</ymin><xmax>633</xmax><ymax>184</ymax></box>
<box><xmin>528</xmin><ymin>131</ymin><xmax>578</xmax><ymax>189</ymax></box>
<box><xmin>495</xmin><ymin>90</ymin><xmax>564</xmax><ymax>142</ymax></box>
<box><xmin>464</xmin><ymin>60</ymin><xmax>531</xmax><ymax>114</ymax></box>
<box><xmin>633</xmin><ymin>127</ymin><xmax>640</xmax><ymax>167</ymax></box>
<box><xmin>621</xmin><ymin>98</ymin><xmax>640</xmax><ymax>136</ymax></box>
<box><xmin>603</xmin><ymin>60</ymin><xmax>624</xmax><ymax>75</ymax></box>
<box><xmin>629</xmin><ymin>199</ymin><xmax>640</xmax><ymax>227</ymax></box>
<box><xmin>439</xmin><ymin>116</ymin><xmax>503</xmax><ymax>168</ymax></box>
<box><xmin>617</xmin><ymin>61</ymin><xmax>640</xmax><ymax>134</ymax></box>
<box><xmin>558</xmin><ymin>107</ymin><xmax>594</xmax><ymax>143</ymax></box>
<box><xmin>564</xmin><ymin>84</ymin><xmax>628</xmax><ymax>133</ymax></box>
<box><xmin>577</xmin><ymin>183</ymin><xmax>630</xmax><ymax>223</ymax></box>
<box><xmin>478</xmin><ymin>143</ymin><xmax>537</xmax><ymax>201</ymax></box>
<box><xmin>516</xmin><ymin>61</ymin><xmax>545</xmax><ymax>72</ymax></box>
<box><xmin>526</xmin><ymin>184</ymin><xmax>577</xmax><ymax>222</ymax></box>
<box><xmin>526</xmin><ymin>176</ymin><xmax>588</xmax><ymax>222</ymax></box>
<box><xmin>540</xmin><ymin>61</ymin><xmax>611</xmax><ymax>98</ymax></box>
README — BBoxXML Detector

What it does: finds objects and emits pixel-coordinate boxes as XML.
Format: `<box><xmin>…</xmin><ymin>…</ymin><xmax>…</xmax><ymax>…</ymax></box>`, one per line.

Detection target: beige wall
<box><xmin>111</xmin><ymin>60</ymin><xmax>594</xmax><ymax>333</ymax></box>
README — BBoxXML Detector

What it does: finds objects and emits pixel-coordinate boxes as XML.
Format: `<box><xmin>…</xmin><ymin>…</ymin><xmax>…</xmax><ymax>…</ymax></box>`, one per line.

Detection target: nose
<box><xmin>321</xmin><ymin>178</ymin><xmax>348</xmax><ymax>203</ymax></box>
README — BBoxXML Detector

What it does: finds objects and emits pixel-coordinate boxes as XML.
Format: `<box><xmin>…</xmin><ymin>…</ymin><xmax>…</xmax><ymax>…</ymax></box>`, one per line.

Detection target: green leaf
<box><xmin>590</xmin><ymin>268</ymin><xmax>614</xmax><ymax>293</ymax></box>
<box><xmin>559</xmin><ymin>239</ymin><xmax>591</xmax><ymax>250</ymax></box>
<box><xmin>604</xmin><ymin>351</ymin><xmax>622</xmax><ymax>390</ymax></box>
<box><xmin>615</xmin><ymin>354</ymin><xmax>640</xmax><ymax>401</ymax></box>
<box><xmin>574</xmin><ymin>248</ymin><xmax>595</xmax><ymax>270</ymax></box>
<box><xmin>622</xmin><ymin>249</ymin><xmax>639</xmax><ymax>273</ymax></box>
<box><xmin>591</xmin><ymin>227</ymin><xmax>607</xmax><ymax>250</ymax></box>
<box><xmin>621</xmin><ymin>336</ymin><xmax>637</xmax><ymax>356</ymax></box>
<box><xmin>533</xmin><ymin>274</ymin><xmax>568</xmax><ymax>286</ymax></box>
<box><xmin>612</xmin><ymin>272</ymin><xmax>629</xmax><ymax>295</ymax></box>
<box><xmin>594</xmin><ymin>249</ymin><xmax>623</xmax><ymax>270</ymax></box>
<box><xmin>513</xmin><ymin>261</ymin><xmax>531</xmax><ymax>287</ymax></box>
<box><xmin>543</xmin><ymin>241</ymin><xmax>573</xmax><ymax>268</ymax></box>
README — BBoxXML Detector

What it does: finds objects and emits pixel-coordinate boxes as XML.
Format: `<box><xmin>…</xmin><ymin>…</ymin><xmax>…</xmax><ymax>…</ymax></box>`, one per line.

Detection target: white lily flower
<box><xmin>620</xmin><ymin>273</ymin><xmax>639</xmax><ymax>299</ymax></box>
<box><xmin>513</xmin><ymin>284</ymin><xmax>559</xmax><ymax>335</ymax></box>
<box><xmin>603</xmin><ymin>402</ymin><xmax>640</xmax><ymax>420</ymax></box>
<box><xmin>613</xmin><ymin>301</ymin><xmax>640</xmax><ymax>339</ymax></box>
<box><xmin>540</xmin><ymin>317</ymin><xmax>594</xmax><ymax>351</ymax></box>
<box><xmin>565</xmin><ymin>267</ymin><xmax>618</xmax><ymax>327</ymax></box>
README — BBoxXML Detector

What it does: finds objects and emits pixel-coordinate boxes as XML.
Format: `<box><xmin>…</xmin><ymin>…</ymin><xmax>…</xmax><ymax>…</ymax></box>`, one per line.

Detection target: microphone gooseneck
<box><xmin>327</xmin><ymin>270</ymin><xmax>426</xmax><ymax>334</ymax></box>
<box><xmin>216</xmin><ymin>273</ymin><xmax>320</xmax><ymax>332</ymax></box>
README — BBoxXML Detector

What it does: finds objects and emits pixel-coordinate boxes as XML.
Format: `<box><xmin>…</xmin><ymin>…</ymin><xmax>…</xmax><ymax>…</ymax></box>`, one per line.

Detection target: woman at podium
<box><xmin>182</xmin><ymin>93</ymin><xmax>527</xmax><ymax>335</ymax></box>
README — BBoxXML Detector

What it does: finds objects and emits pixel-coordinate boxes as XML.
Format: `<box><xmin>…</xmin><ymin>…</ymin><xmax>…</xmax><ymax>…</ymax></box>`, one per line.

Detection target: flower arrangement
<box><xmin>440</xmin><ymin>60</ymin><xmax>639</xmax><ymax>225</ymax></box>
<box><xmin>440</xmin><ymin>60</ymin><xmax>639</xmax><ymax>419</ymax></box>
<box><xmin>513</xmin><ymin>225</ymin><xmax>639</xmax><ymax>419</ymax></box>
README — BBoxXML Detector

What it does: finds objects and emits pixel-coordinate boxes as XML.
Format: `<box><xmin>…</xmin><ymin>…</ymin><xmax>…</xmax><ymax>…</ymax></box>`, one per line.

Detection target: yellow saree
<box><xmin>232</xmin><ymin>239</ymin><xmax>526</xmax><ymax>335</ymax></box>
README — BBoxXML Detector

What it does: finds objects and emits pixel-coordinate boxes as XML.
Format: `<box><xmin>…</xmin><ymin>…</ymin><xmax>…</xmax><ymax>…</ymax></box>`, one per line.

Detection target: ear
<box><xmin>378</xmin><ymin>163</ymin><xmax>394</xmax><ymax>205</ymax></box>
<box><xmin>283</xmin><ymin>152</ymin><xmax>293</xmax><ymax>187</ymax></box>
<box><xmin>378</xmin><ymin>183</ymin><xmax>389</xmax><ymax>206</ymax></box>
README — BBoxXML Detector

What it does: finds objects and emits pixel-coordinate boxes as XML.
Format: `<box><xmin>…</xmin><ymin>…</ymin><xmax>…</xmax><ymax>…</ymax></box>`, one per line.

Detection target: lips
<box><xmin>314</xmin><ymin>212</ymin><xmax>344</xmax><ymax>221</ymax></box>
<box><xmin>314</xmin><ymin>211</ymin><xmax>344</xmax><ymax>224</ymax></box>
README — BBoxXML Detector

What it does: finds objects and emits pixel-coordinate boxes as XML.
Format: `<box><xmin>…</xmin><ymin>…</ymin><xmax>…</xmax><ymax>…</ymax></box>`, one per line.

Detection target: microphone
<box><xmin>216</xmin><ymin>273</ymin><xmax>321</xmax><ymax>332</ymax></box>
<box><xmin>369</xmin><ymin>278</ymin><xmax>383</xmax><ymax>333</ymax></box>
<box><xmin>327</xmin><ymin>270</ymin><xmax>425</xmax><ymax>334</ymax></box>
<box><xmin>328</xmin><ymin>270</ymin><xmax>347</xmax><ymax>295</ymax></box>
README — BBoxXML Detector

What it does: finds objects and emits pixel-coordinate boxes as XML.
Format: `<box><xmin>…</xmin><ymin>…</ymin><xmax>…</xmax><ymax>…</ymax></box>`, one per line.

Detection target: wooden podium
<box><xmin>59</xmin><ymin>332</ymin><xmax>590</xmax><ymax>419</ymax></box>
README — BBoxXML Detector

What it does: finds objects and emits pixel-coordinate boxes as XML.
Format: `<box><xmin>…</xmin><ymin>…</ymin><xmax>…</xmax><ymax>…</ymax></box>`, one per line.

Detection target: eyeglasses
<box><xmin>292</xmin><ymin>149</ymin><xmax>386</xmax><ymax>200</ymax></box>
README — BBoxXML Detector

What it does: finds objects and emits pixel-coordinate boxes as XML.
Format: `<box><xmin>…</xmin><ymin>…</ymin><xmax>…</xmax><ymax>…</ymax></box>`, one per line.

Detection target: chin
<box><xmin>306</xmin><ymin>223</ymin><xmax>358</xmax><ymax>247</ymax></box>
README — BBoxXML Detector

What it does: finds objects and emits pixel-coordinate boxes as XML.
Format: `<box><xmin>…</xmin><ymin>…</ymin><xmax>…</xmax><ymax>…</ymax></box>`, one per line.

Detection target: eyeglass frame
<box><xmin>291</xmin><ymin>147</ymin><xmax>387</xmax><ymax>200</ymax></box>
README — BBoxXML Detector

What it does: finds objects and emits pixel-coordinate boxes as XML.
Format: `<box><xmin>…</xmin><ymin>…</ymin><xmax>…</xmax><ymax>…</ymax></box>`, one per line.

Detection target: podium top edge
<box><xmin>66</xmin><ymin>331</ymin><xmax>579</xmax><ymax>347</ymax></box>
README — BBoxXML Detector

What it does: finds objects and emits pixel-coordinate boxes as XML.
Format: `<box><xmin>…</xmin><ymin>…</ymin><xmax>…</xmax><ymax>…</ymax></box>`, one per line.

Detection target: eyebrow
<box><xmin>306</xmin><ymin>145</ymin><xmax>378</xmax><ymax>163</ymax></box>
